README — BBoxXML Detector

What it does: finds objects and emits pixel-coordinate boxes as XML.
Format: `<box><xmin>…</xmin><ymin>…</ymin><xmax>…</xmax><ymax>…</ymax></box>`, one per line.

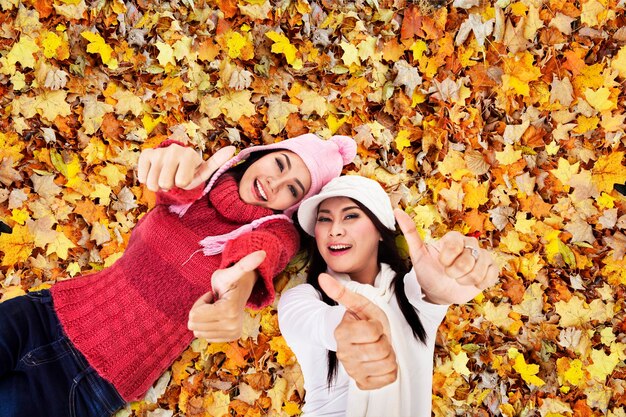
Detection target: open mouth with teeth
<box><xmin>328</xmin><ymin>244</ymin><xmax>352</xmax><ymax>254</ymax></box>
<box><xmin>254</xmin><ymin>179</ymin><xmax>268</xmax><ymax>201</ymax></box>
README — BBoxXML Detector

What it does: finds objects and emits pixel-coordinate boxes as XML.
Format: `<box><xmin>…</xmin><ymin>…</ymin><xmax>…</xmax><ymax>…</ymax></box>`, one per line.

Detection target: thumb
<box><xmin>394</xmin><ymin>208</ymin><xmax>428</xmax><ymax>265</ymax></box>
<box><xmin>318</xmin><ymin>273</ymin><xmax>379</xmax><ymax>320</ymax></box>
<box><xmin>191</xmin><ymin>291</ymin><xmax>214</xmax><ymax>309</ymax></box>
<box><xmin>211</xmin><ymin>250</ymin><xmax>266</xmax><ymax>297</ymax></box>
<box><xmin>184</xmin><ymin>146</ymin><xmax>236</xmax><ymax>190</ymax></box>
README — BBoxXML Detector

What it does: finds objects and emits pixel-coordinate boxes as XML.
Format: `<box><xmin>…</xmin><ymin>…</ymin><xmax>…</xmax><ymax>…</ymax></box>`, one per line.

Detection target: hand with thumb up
<box><xmin>187</xmin><ymin>250</ymin><xmax>266</xmax><ymax>342</ymax></box>
<box><xmin>319</xmin><ymin>273</ymin><xmax>398</xmax><ymax>390</ymax></box>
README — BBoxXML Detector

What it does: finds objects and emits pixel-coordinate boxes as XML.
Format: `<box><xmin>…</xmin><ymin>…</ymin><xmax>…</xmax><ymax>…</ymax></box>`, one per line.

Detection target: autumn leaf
<box><xmin>591</xmin><ymin>151</ymin><xmax>626</xmax><ymax>194</ymax></box>
<box><xmin>0</xmin><ymin>225</ymin><xmax>35</xmax><ymax>266</ymax></box>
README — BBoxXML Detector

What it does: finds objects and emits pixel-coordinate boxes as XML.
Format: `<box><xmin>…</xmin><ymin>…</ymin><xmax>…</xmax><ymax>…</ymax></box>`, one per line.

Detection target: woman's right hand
<box><xmin>138</xmin><ymin>144</ymin><xmax>235</xmax><ymax>192</ymax></box>
<box><xmin>319</xmin><ymin>273</ymin><xmax>398</xmax><ymax>390</ymax></box>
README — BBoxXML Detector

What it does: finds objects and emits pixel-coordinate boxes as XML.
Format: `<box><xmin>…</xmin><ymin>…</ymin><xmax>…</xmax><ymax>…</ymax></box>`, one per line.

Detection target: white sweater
<box><xmin>278</xmin><ymin>265</ymin><xmax>448</xmax><ymax>417</ymax></box>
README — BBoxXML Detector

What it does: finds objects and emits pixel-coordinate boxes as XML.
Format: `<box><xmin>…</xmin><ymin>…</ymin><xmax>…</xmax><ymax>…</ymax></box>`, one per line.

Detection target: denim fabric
<box><xmin>0</xmin><ymin>290</ymin><xmax>126</xmax><ymax>417</ymax></box>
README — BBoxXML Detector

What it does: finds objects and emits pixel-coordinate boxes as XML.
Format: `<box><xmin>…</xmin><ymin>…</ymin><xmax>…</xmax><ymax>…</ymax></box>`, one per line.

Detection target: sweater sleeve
<box><xmin>278</xmin><ymin>284</ymin><xmax>346</xmax><ymax>352</ymax></box>
<box><xmin>153</xmin><ymin>140</ymin><xmax>206</xmax><ymax>206</ymax></box>
<box><xmin>219</xmin><ymin>219</ymin><xmax>300</xmax><ymax>310</ymax></box>
<box><xmin>404</xmin><ymin>268</ymin><xmax>449</xmax><ymax>331</ymax></box>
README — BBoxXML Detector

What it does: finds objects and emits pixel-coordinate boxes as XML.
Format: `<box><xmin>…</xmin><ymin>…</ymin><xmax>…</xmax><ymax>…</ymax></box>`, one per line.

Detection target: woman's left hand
<box><xmin>394</xmin><ymin>209</ymin><xmax>500</xmax><ymax>305</ymax></box>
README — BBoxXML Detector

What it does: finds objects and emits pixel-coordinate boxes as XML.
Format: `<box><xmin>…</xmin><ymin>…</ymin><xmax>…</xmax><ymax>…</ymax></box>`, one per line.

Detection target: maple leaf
<box><xmin>81</xmin><ymin>31</ymin><xmax>118</xmax><ymax>69</ymax></box>
<box><xmin>7</xmin><ymin>35</ymin><xmax>39</xmax><ymax>70</ymax></box>
<box><xmin>265</xmin><ymin>31</ymin><xmax>302</xmax><ymax>69</ymax></box>
<box><xmin>0</xmin><ymin>158</ymin><xmax>22</xmax><ymax>186</ymax></box>
<box><xmin>591</xmin><ymin>151</ymin><xmax>626</xmax><ymax>194</ymax></box>
<box><xmin>508</xmin><ymin>348</ymin><xmax>545</xmax><ymax>386</ymax></box>
<box><xmin>0</xmin><ymin>224</ymin><xmax>35</xmax><ymax>266</ymax></box>
<box><xmin>455</xmin><ymin>14</ymin><xmax>494</xmax><ymax>47</ymax></box>
<box><xmin>393</xmin><ymin>60</ymin><xmax>422</xmax><ymax>97</ymax></box>
<box><xmin>205</xmin><ymin>390</ymin><xmax>230</xmax><ymax>417</ymax></box>
<box><xmin>219</xmin><ymin>90</ymin><xmax>256</xmax><ymax>122</ymax></box>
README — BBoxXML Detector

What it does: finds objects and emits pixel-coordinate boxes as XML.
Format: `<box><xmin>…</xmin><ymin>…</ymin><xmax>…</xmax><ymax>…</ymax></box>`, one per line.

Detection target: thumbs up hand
<box><xmin>319</xmin><ymin>273</ymin><xmax>398</xmax><ymax>390</ymax></box>
<box><xmin>394</xmin><ymin>209</ymin><xmax>500</xmax><ymax>305</ymax></box>
<box><xmin>187</xmin><ymin>251</ymin><xmax>266</xmax><ymax>342</ymax></box>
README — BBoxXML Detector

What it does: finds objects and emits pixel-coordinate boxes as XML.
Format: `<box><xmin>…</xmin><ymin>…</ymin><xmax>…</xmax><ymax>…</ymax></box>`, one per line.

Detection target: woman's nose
<box><xmin>329</xmin><ymin>222</ymin><xmax>344</xmax><ymax>236</ymax></box>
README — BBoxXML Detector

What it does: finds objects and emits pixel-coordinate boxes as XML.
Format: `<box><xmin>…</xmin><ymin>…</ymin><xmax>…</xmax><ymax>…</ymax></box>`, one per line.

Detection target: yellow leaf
<box><xmin>514</xmin><ymin>212</ymin><xmax>536</xmax><ymax>234</ymax></box>
<box><xmin>508</xmin><ymin>348</ymin><xmax>545</xmax><ymax>386</ymax></box>
<box><xmin>81</xmin><ymin>31</ymin><xmax>117</xmax><ymax>69</ymax></box>
<box><xmin>35</xmin><ymin>90</ymin><xmax>72</xmax><ymax>122</ymax></box>
<box><xmin>269</xmin><ymin>336</ymin><xmax>296</xmax><ymax>366</ymax></box>
<box><xmin>555</xmin><ymin>296</ymin><xmax>590</xmax><ymax>327</ymax></box>
<box><xmin>225</xmin><ymin>31</ymin><xmax>249</xmax><ymax>60</ymax></box>
<box><xmin>463</xmin><ymin>180</ymin><xmax>489</xmax><ymax>209</ymax></box>
<box><xmin>220</xmin><ymin>90</ymin><xmax>256</xmax><ymax>122</ymax></box>
<box><xmin>297</xmin><ymin>89</ymin><xmax>328</xmax><ymax>116</ymax></box>
<box><xmin>267</xmin><ymin>377</ymin><xmax>287</xmax><ymax>412</ymax></box>
<box><xmin>1</xmin><ymin>286</ymin><xmax>26</xmax><ymax>302</ymax></box>
<box><xmin>42</xmin><ymin>31</ymin><xmax>70</xmax><ymax>60</ymax></box>
<box><xmin>409</xmin><ymin>40</ymin><xmax>428</xmax><ymax>61</ymax></box>
<box><xmin>67</xmin><ymin>262</ymin><xmax>81</xmax><ymax>277</ymax></box>
<box><xmin>501</xmin><ymin>52</ymin><xmax>541</xmax><ymax>97</ymax></box>
<box><xmin>611</xmin><ymin>46</ymin><xmax>626</xmax><ymax>78</ymax></box>
<box><xmin>451</xmin><ymin>350</ymin><xmax>471</xmax><ymax>377</ymax></box>
<box><xmin>500</xmin><ymin>230</ymin><xmax>528</xmax><ymax>253</ymax></box>
<box><xmin>0</xmin><ymin>224</ymin><xmax>34</xmax><ymax>266</ymax></box>
<box><xmin>142</xmin><ymin>114</ymin><xmax>163</xmax><ymax>134</ymax></box>
<box><xmin>584</xmin><ymin>87</ymin><xmax>616</xmax><ymax>112</ymax></box>
<box><xmin>545</xmin><ymin>235</ymin><xmax>576</xmax><ymax>268</ymax></box>
<box><xmin>518</xmin><ymin>252</ymin><xmax>544</xmax><ymax>280</ymax></box>
<box><xmin>90</xmin><ymin>183</ymin><xmax>112</xmax><ymax>205</ymax></box>
<box><xmin>495</xmin><ymin>144</ymin><xmax>523</xmax><ymax>165</ymax></box>
<box><xmin>550</xmin><ymin>158</ymin><xmax>579</xmax><ymax>187</ymax></box>
<box><xmin>395</xmin><ymin>129</ymin><xmax>411</xmax><ymax>152</ymax></box>
<box><xmin>7</xmin><ymin>35</ymin><xmax>39</xmax><ymax>69</ymax></box>
<box><xmin>326</xmin><ymin>113</ymin><xmax>348</xmax><ymax>134</ymax></box>
<box><xmin>592</xmin><ymin>151</ymin><xmax>626</xmax><ymax>194</ymax></box>
<box><xmin>283</xmin><ymin>401</ymin><xmax>302</xmax><ymax>416</ymax></box>
<box><xmin>11</xmin><ymin>208</ymin><xmax>29</xmax><ymax>225</ymax></box>
<box><xmin>587</xmin><ymin>348</ymin><xmax>620</xmax><ymax>382</ymax></box>
<box><xmin>339</xmin><ymin>41</ymin><xmax>360</xmax><ymax>67</ymax></box>
<box><xmin>573</xmin><ymin>115</ymin><xmax>599</xmax><ymax>134</ymax></box>
<box><xmin>205</xmin><ymin>390</ymin><xmax>231</xmax><ymax>417</ymax></box>
<box><xmin>556</xmin><ymin>357</ymin><xmax>584</xmax><ymax>387</ymax></box>
<box><xmin>580</xmin><ymin>0</ymin><xmax>606</xmax><ymax>27</ymax></box>
<box><xmin>438</xmin><ymin>150</ymin><xmax>471</xmax><ymax>180</ymax></box>
<box><xmin>0</xmin><ymin>132</ymin><xmax>26</xmax><ymax>163</ymax></box>
<box><xmin>98</xmin><ymin>164</ymin><xmax>127</xmax><ymax>187</ymax></box>
<box><xmin>155</xmin><ymin>41</ymin><xmax>175</xmax><ymax>67</ymax></box>
<box><xmin>483</xmin><ymin>301</ymin><xmax>514</xmax><ymax>330</ymax></box>
<box><xmin>597</xmin><ymin>192</ymin><xmax>615</xmax><ymax>209</ymax></box>
<box><xmin>265</xmin><ymin>31</ymin><xmax>302</xmax><ymax>69</ymax></box>
<box><xmin>46</xmin><ymin>227</ymin><xmax>76</xmax><ymax>260</ymax></box>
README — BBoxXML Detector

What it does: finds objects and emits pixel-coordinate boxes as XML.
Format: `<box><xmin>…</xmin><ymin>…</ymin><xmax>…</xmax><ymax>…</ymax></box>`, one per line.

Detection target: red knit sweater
<box><xmin>50</xmin><ymin>175</ymin><xmax>299</xmax><ymax>401</ymax></box>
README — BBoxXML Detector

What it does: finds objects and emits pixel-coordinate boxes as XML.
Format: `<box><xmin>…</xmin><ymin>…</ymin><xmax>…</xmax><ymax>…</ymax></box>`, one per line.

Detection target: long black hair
<box><xmin>304</xmin><ymin>199</ymin><xmax>427</xmax><ymax>387</ymax></box>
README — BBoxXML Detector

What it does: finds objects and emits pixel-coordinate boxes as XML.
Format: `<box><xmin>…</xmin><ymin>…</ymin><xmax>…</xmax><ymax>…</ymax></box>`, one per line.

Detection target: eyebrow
<box><xmin>318</xmin><ymin>206</ymin><xmax>360</xmax><ymax>213</ymax></box>
<box><xmin>282</xmin><ymin>153</ymin><xmax>306</xmax><ymax>195</ymax></box>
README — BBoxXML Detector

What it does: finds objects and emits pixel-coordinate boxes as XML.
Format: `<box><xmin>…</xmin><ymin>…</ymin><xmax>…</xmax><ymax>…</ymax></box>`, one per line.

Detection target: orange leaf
<box><xmin>401</xmin><ymin>6</ymin><xmax>424</xmax><ymax>40</ymax></box>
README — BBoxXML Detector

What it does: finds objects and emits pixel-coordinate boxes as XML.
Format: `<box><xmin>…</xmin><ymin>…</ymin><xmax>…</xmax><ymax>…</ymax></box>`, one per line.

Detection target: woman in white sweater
<box><xmin>278</xmin><ymin>176</ymin><xmax>499</xmax><ymax>417</ymax></box>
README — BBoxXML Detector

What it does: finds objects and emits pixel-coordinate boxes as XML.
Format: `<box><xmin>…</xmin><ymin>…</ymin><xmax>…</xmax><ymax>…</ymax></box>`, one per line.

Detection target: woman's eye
<box><xmin>316</xmin><ymin>216</ymin><xmax>330</xmax><ymax>222</ymax></box>
<box><xmin>288</xmin><ymin>185</ymin><xmax>298</xmax><ymax>198</ymax></box>
<box><xmin>276</xmin><ymin>158</ymin><xmax>284</xmax><ymax>172</ymax></box>
<box><xmin>345</xmin><ymin>213</ymin><xmax>359</xmax><ymax>220</ymax></box>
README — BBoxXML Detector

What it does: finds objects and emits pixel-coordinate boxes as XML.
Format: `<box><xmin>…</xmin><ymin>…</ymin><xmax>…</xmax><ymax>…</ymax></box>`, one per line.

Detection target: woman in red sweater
<box><xmin>0</xmin><ymin>134</ymin><xmax>356</xmax><ymax>417</ymax></box>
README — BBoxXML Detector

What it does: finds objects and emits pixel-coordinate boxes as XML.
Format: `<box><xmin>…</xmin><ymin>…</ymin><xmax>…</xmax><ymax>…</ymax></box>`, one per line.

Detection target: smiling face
<box><xmin>314</xmin><ymin>196</ymin><xmax>382</xmax><ymax>285</ymax></box>
<box><xmin>238</xmin><ymin>150</ymin><xmax>312</xmax><ymax>211</ymax></box>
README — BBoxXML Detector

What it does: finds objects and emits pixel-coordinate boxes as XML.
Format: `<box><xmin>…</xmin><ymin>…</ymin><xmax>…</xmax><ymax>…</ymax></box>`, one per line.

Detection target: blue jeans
<box><xmin>0</xmin><ymin>290</ymin><xmax>126</xmax><ymax>417</ymax></box>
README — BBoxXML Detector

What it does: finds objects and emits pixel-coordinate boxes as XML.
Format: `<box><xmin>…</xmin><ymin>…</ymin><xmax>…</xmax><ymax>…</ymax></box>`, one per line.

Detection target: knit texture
<box><xmin>50</xmin><ymin>175</ymin><xmax>299</xmax><ymax>402</ymax></box>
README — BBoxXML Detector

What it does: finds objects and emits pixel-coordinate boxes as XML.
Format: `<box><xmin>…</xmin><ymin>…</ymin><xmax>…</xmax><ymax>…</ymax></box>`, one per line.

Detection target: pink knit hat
<box><xmin>202</xmin><ymin>133</ymin><xmax>357</xmax><ymax>215</ymax></box>
<box><xmin>171</xmin><ymin>133</ymin><xmax>357</xmax><ymax>256</ymax></box>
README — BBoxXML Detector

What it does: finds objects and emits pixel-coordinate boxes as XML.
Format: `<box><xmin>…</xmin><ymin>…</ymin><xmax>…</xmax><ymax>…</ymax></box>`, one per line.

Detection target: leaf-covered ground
<box><xmin>1</xmin><ymin>0</ymin><xmax>626</xmax><ymax>416</ymax></box>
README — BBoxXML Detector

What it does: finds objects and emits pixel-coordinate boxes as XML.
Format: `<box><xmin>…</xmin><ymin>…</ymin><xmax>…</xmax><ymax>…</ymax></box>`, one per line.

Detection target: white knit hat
<box><xmin>297</xmin><ymin>175</ymin><xmax>396</xmax><ymax>236</ymax></box>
